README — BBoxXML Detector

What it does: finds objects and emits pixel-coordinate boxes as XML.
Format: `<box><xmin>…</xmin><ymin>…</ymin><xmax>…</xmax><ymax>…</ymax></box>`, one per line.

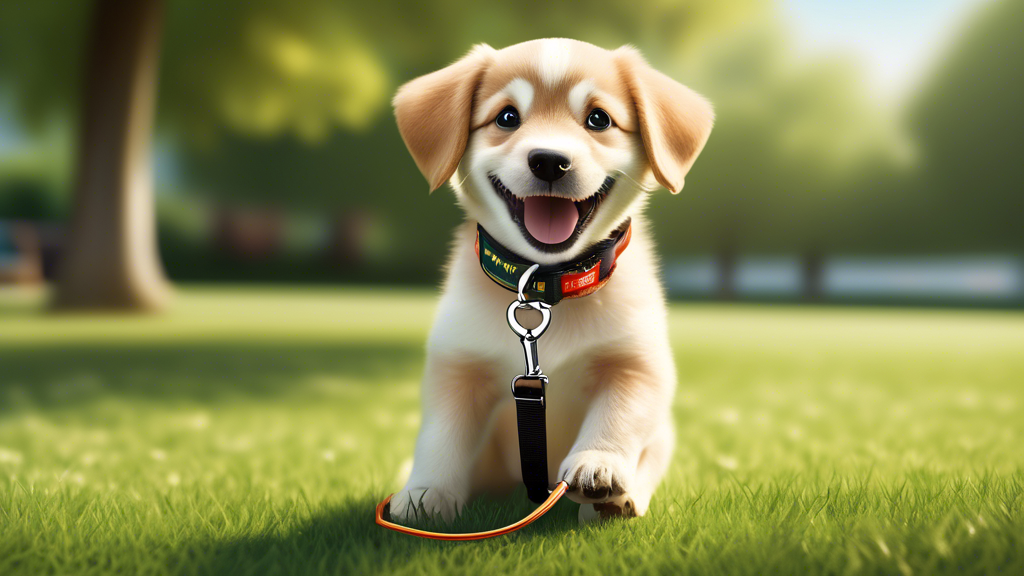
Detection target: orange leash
<box><xmin>375</xmin><ymin>481</ymin><xmax>568</xmax><ymax>540</ymax></box>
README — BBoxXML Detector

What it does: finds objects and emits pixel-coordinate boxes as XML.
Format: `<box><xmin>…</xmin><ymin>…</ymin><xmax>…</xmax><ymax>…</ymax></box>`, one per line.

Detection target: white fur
<box><xmin>504</xmin><ymin>78</ymin><xmax>534</xmax><ymax>116</ymax></box>
<box><xmin>568</xmin><ymin>79</ymin><xmax>597</xmax><ymax>118</ymax></box>
<box><xmin>538</xmin><ymin>39</ymin><xmax>573</xmax><ymax>87</ymax></box>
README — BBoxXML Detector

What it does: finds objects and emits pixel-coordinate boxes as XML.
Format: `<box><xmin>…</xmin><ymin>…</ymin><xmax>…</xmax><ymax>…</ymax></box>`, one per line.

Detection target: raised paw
<box><xmin>558</xmin><ymin>450</ymin><xmax>632</xmax><ymax>503</ymax></box>
<box><xmin>387</xmin><ymin>486</ymin><xmax>464</xmax><ymax>524</ymax></box>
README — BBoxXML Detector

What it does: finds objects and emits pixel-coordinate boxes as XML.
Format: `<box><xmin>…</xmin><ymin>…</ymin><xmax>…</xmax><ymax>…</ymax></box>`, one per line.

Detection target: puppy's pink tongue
<box><xmin>523</xmin><ymin>196</ymin><xmax>578</xmax><ymax>244</ymax></box>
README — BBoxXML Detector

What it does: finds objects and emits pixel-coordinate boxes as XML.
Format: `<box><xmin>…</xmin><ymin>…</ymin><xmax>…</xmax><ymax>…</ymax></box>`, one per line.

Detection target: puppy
<box><xmin>390</xmin><ymin>39</ymin><xmax>713</xmax><ymax>522</ymax></box>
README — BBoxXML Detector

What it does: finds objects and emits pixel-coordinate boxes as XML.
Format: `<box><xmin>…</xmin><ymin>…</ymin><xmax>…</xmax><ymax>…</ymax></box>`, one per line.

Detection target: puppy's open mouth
<box><xmin>488</xmin><ymin>175</ymin><xmax>615</xmax><ymax>252</ymax></box>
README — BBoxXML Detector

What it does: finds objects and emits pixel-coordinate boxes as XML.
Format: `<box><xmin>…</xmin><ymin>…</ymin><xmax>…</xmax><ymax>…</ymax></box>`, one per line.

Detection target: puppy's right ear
<box><xmin>393</xmin><ymin>44</ymin><xmax>495</xmax><ymax>192</ymax></box>
<box><xmin>615</xmin><ymin>46</ymin><xmax>714</xmax><ymax>194</ymax></box>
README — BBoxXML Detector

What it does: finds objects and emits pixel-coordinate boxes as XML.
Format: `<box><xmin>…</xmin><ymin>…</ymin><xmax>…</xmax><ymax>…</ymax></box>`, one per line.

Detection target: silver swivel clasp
<box><xmin>506</xmin><ymin>264</ymin><xmax>552</xmax><ymax>375</ymax></box>
<box><xmin>507</xmin><ymin>264</ymin><xmax>552</xmax><ymax>402</ymax></box>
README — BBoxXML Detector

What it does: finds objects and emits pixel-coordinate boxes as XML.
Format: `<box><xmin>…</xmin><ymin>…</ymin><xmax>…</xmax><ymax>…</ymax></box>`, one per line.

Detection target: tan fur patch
<box><xmin>614</xmin><ymin>46</ymin><xmax>714</xmax><ymax>193</ymax></box>
<box><xmin>393</xmin><ymin>44</ymin><xmax>495</xmax><ymax>191</ymax></box>
<box><xmin>584</xmin><ymin>350</ymin><xmax>655</xmax><ymax>396</ymax></box>
<box><xmin>427</xmin><ymin>356</ymin><xmax>501</xmax><ymax>421</ymax></box>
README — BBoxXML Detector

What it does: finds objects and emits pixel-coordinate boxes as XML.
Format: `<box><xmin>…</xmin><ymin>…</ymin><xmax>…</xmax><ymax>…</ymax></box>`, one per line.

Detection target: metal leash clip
<box><xmin>507</xmin><ymin>264</ymin><xmax>551</xmax><ymax>405</ymax></box>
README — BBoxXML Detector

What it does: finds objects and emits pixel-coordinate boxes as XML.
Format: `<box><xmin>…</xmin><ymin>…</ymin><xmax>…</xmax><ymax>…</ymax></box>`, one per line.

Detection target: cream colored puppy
<box><xmin>390</xmin><ymin>38</ymin><xmax>713</xmax><ymax>523</ymax></box>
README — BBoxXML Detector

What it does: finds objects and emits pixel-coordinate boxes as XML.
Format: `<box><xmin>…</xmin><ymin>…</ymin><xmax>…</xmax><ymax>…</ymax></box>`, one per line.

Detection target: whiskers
<box><xmin>611</xmin><ymin>169</ymin><xmax>658</xmax><ymax>193</ymax></box>
<box><xmin>451</xmin><ymin>159</ymin><xmax>474</xmax><ymax>190</ymax></box>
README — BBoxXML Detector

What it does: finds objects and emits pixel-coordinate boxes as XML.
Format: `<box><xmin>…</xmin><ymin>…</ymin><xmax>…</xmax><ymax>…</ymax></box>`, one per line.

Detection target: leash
<box><xmin>374</xmin><ymin>482</ymin><xmax>568</xmax><ymax>541</ymax></box>
<box><xmin>376</xmin><ymin>264</ymin><xmax>568</xmax><ymax>539</ymax></box>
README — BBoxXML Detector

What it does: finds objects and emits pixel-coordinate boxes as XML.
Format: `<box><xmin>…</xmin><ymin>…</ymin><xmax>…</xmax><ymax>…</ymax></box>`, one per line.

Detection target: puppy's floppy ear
<box><xmin>393</xmin><ymin>44</ymin><xmax>495</xmax><ymax>192</ymax></box>
<box><xmin>615</xmin><ymin>46</ymin><xmax>714</xmax><ymax>194</ymax></box>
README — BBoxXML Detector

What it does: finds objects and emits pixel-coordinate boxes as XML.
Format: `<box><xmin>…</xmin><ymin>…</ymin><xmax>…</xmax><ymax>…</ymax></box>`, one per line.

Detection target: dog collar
<box><xmin>474</xmin><ymin>221</ymin><xmax>632</xmax><ymax>306</ymax></box>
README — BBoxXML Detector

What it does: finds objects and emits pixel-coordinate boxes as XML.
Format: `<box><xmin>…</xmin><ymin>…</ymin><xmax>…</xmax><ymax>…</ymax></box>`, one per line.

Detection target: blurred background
<box><xmin>2</xmin><ymin>3</ymin><xmax>1023</xmax><ymax>572</ymax></box>
<box><xmin>0</xmin><ymin>0</ymin><xmax>1020</xmax><ymax>308</ymax></box>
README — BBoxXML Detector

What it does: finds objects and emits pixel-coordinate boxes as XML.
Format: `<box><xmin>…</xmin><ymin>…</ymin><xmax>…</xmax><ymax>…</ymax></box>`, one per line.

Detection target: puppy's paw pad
<box><xmin>578</xmin><ymin>498</ymin><xmax>638</xmax><ymax>523</ymax></box>
<box><xmin>387</xmin><ymin>486</ymin><xmax>464</xmax><ymax>524</ymax></box>
<box><xmin>595</xmin><ymin>498</ymin><xmax>637</xmax><ymax>518</ymax></box>
<box><xmin>559</xmin><ymin>450</ymin><xmax>631</xmax><ymax>503</ymax></box>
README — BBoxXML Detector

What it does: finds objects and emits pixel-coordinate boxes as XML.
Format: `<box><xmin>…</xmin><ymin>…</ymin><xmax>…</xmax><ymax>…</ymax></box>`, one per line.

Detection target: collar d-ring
<box><xmin>517</xmin><ymin>263</ymin><xmax>541</xmax><ymax>303</ymax></box>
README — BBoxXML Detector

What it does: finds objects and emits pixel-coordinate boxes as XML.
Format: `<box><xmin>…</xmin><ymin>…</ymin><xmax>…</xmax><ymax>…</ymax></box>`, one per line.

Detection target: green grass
<box><xmin>2</xmin><ymin>286</ymin><xmax>1024</xmax><ymax>575</ymax></box>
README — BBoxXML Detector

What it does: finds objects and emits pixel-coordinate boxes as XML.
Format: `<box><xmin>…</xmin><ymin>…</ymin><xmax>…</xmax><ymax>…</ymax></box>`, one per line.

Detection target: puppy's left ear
<box><xmin>615</xmin><ymin>47</ymin><xmax>714</xmax><ymax>194</ymax></box>
<box><xmin>393</xmin><ymin>44</ymin><xmax>495</xmax><ymax>192</ymax></box>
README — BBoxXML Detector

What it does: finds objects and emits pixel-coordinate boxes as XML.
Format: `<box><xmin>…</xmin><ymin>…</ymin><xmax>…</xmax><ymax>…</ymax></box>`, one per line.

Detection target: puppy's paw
<box><xmin>387</xmin><ymin>486</ymin><xmax>465</xmax><ymax>524</ymax></box>
<box><xmin>578</xmin><ymin>496</ymin><xmax>639</xmax><ymax>524</ymax></box>
<box><xmin>558</xmin><ymin>450</ymin><xmax>632</xmax><ymax>503</ymax></box>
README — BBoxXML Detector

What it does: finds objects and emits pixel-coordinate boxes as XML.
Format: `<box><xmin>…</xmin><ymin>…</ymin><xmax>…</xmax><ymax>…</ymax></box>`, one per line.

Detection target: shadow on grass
<box><xmin>176</xmin><ymin>486</ymin><xmax>1024</xmax><ymax>575</ymax></box>
<box><xmin>174</xmin><ymin>488</ymin><xmax>582</xmax><ymax>576</ymax></box>
<box><xmin>0</xmin><ymin>343</ymin><xmax>425</xmax><ymax>411</ymax></box>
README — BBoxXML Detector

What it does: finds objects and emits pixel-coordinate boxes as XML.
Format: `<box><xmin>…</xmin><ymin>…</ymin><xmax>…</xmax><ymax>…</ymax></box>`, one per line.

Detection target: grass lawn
<box><xmin>2</xmin><ymin>286</ymin><xmax>1024</xmax><ymax>575</ymax></box>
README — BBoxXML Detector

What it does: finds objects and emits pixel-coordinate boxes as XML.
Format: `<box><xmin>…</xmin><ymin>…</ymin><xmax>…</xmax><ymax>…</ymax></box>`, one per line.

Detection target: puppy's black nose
<box><xmin>528</xmin><ymin>149</ymin><xmax>571</xmax><ymax>183</ymax></box>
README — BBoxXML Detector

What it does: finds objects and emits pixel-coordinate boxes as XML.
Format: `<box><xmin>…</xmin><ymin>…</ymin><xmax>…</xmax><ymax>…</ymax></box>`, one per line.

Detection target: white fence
<box><xmin>665</xmin><ymin>255</ymin><xmax>1023</xmax><ymax>303</ymax></box>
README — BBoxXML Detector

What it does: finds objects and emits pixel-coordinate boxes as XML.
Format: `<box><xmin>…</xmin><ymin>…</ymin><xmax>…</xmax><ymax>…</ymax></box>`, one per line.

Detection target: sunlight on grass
<box><xmin>0</xmin><ymin>285</ymin><xmax>437</xmax><ymax>345</ymax></box>
<box><xmin>1</xmin><ymin>287</ymin><xmax>1023</xmax><ymax>574</ymax></box>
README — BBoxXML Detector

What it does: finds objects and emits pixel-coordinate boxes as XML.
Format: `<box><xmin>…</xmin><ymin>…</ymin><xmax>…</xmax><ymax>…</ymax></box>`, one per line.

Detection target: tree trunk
<box><xmin>802</xmin><ymin>251</ymin><xmax>824</xmax><ymax>302</ymax></box>
<box><xmin>52</xmin><ymin>0</ymin><xmax>169</xmax><ymax>311</ymax></box>
<box><xmin>716</xmin><ymin>244</ymin><xmax>737</xmax><ymax>301</ymax></box>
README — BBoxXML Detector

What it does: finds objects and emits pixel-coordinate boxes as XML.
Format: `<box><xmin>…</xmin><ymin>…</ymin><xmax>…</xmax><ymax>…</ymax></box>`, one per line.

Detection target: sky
<box><xmin>783</xmin><ymin>0</ymin><xmax>991</xmax><ymax>100</ymax></box>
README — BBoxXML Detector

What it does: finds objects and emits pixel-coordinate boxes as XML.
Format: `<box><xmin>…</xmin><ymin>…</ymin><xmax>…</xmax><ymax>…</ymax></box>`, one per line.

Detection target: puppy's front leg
<box><xmin>559</xmin><ymin>350</ymin><xmax>675</xmax><ymax>515</ymax></box>
<box><xmin>390</xmin><ymin>355</ymin><xmax>500</xmax><ymax>523</ymax></box>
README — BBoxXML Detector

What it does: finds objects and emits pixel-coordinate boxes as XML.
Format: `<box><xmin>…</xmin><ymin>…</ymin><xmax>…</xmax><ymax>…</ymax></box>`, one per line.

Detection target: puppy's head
<box><xmin>394</xmin><ymin>39</ymin><xmax>713</xmax><ymax>263</ymax></box>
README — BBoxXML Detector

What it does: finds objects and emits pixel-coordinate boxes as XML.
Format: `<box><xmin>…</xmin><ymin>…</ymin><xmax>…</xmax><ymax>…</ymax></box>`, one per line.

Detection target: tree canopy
<box><xmin>1</xmin><ymin>0</ymin><xmax>754</xmax><ymax>144</ymax></box>
<box><xmin>908</xmin><ymin>0</ymin><xmax>1023</xmax><ymax>251</ymax></box>
<box><xmin>1</xmin><ymin>0</ymin><xmax>1019</xmax><ymax>270</ymax></box>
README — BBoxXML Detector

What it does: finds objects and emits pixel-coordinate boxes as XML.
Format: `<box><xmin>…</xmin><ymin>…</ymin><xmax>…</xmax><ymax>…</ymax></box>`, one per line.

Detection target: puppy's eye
<box><xmin>495</xmin><ymin>106</ymin><xmax>521</xmax><ymax>129</ymax></box>
<box><xmin>586</xmin><ymin>108</ymin><xmax>612</xmax><ymax>131</ymax></box>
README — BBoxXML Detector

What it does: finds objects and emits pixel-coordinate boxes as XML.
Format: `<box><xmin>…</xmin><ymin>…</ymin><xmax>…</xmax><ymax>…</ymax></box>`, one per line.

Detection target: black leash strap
<box><xmin>512</xmin><ymin>375</ymin><xmax>550</xmax><ymax>503</ymax></box>
<box><xmin>506</xmin><ymin>268</ymin><xmax>555</xmax><ymax>505</ymax></box>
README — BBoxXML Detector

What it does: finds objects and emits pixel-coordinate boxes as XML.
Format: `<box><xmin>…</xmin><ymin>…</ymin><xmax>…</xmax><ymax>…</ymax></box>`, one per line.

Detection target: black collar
<box><xmin>475</xmin><ymin>220</ymin><xmax>632</xmax><ymax>305</ymax></box>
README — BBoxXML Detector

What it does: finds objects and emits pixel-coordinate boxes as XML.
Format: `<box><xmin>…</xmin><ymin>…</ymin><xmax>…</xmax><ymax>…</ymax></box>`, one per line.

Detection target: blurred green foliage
<box><xmin>0</xmin><ymin>0</ymin><xmax>1020</xmax><ymax>282</ymax></box>
<box><xmin>1</xmin><ymin>0</ymin><xmax>749</xmax><ymax>142</ymax></box>
<box><xmin>651</xmin><ymin>16</ymin><xmax>914</xmax><ymax>254</ymax></box>
<box><xmin>908</xmin><ymin>0</ymin><xmax>1023</xmax><ymax>252</ymax></box>
<box><xmin>0</xmin><ymin>180</ymin><xmax>61</xmax><ymax>221</ymax></box>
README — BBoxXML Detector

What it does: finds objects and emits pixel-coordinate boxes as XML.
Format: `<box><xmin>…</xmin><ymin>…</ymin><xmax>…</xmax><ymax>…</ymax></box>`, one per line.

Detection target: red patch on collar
<box><xmin>561</xmin><ymin>262</ymin><xmax>601</xmax><ymax>296</ymax></box>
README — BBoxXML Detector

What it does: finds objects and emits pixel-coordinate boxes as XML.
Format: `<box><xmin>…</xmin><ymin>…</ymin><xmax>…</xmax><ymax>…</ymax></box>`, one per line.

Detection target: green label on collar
<box><xmin>478</xmin><ymin>233</ymin><xmax>552</xmax><ymax>302</ymax></box>
<box><xmin>479</xmin><ymin>233</ymin><xmax>523</xmax><ymax>291</ymax></box>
